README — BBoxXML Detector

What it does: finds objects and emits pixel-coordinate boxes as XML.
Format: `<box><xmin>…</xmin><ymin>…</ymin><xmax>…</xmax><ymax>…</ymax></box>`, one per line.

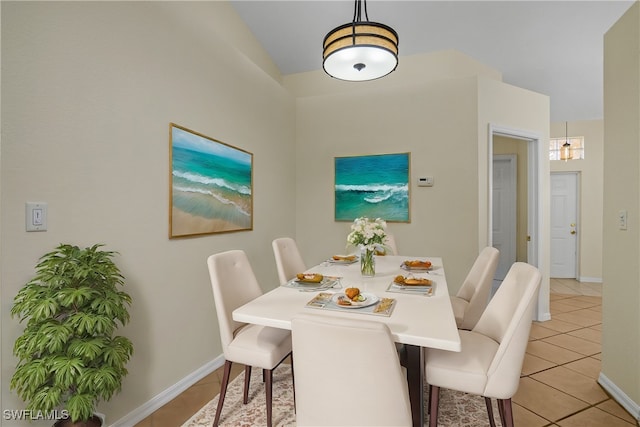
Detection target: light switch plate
<box><xmin>417</xmin><ymin>176</ymin><xmax>434</xmax><ymax>187</ymax></box>
<box><xmin>618</xmin><ymin>209</ymin><xmax>628</xmax><ymax>230</ymax></box>
<box><xmin>26</xmin><ymin>202</ymin><xmax>47</xmax><ymax>232</ymax></box>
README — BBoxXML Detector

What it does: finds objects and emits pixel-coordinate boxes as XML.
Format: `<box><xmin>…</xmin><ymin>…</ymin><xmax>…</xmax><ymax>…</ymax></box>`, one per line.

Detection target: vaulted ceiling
<box><xmin>231</xmin><ymin>0</ymin><xmax>634</xmax><ymax>122</ymax></box>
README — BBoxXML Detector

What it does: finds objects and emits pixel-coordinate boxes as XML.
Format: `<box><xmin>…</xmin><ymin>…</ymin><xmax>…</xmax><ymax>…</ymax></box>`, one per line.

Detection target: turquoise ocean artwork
<box><xmin>170</xmin><ymin>124</ymin><xmax>252</xmax><ymax>237</ymax></box>
<box><xmin>335</xmin><ymin>153</ymin><xmax>410</xmax><ymax>222</ymax></box>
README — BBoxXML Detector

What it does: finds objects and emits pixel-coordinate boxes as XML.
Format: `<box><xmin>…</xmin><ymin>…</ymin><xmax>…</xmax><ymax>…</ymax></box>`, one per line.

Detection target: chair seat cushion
<box><xmin>425</xmin><ymin>330</ymin><xmax>498</xmax><ymax>395</ymax></box>
<box><xmin>226</xmin><ymin>324</ymin><xmax>292</xmax><ymax>369</ymax></box>
<box><xmin>449</xmin><ymin>296</ymin><xmax>468</xmax><ymax>328</ymax></box>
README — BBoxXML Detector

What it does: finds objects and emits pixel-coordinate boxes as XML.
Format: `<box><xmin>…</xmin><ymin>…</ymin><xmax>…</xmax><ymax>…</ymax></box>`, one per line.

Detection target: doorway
<box><xmin>489</xmin><ymin>124</ymin><xmax>547</xmax><ymax>321</ymax></box>
<box><xmin>550</xmin><ymin>172</ymin><xmax>579</xmax><ymax>278</ymax></box>
<box><xmin>492</xmin><ymin>154</ymin><xmax>517</xmax><ymax>290</ymax></box>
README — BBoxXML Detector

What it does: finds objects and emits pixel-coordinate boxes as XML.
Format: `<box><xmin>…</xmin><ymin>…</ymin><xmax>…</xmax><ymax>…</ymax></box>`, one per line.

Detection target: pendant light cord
<box><xmin>353</xmin><ymin>0</ymin><xmax>369</xmax><ymax>23</ymax></box>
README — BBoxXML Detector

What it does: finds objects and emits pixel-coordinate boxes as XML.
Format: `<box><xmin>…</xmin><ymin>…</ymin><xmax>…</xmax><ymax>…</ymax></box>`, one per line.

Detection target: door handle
<box><xmin>570</xmin><ymin>230</ymin><xmax>576</xmax><ymax>235</ymax></box>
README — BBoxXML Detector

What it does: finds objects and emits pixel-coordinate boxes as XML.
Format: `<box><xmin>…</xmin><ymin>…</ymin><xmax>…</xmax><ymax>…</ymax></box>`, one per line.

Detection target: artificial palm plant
<box><xmin>10</xmin><ymin>244</ymin><xmax>133</xmax><ymax>425</ymax></box>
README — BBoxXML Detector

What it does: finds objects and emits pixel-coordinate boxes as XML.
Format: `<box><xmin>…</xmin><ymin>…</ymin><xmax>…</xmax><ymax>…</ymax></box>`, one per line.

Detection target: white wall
<box><xmin>1</xmin><ymin>2</ymin><xmax>296</xmax><ymax>424</ymax></box>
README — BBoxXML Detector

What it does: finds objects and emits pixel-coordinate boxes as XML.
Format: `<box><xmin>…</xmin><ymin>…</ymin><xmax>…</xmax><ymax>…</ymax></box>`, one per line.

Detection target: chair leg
<box><xmin>428</xmin><ymin>385</ymin><xmax>440</xmax><ymax>427</ymax></box>
<box><xmin>500</xmin><ymin>399</ymin><xmax>514</xmax><ymax>427</ymax></box>
<box><xmin>497</xmin><ymin>399</ymin><xmax>506</xmax><ymax>426</ymax></box>
<box><xmin>243</xmin><ymin>365</ymin><xmax>252</xmax><ymax>404</ymax></box>
<box><xmin>265</xmin><ymin>369</ymin><xmax>273</xmax><ymax>427</ymax></box>
<box><xmin>290</xmin><ymin>355</ymin><xmax>296</xmax><ymax>414</ymax></box>
<box><xmin>484</xmin><ymin>397</ymin><xmax>497</xmax><ymax>427</ymax></box>
<box><xmin>213</xmin><ymin>360</ymin><xmax>232</xmax><ymax>427</ymax></box>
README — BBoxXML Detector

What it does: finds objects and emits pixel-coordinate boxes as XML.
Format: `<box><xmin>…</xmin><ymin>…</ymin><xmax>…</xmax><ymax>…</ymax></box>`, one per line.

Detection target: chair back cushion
<box><xmin>458</xmin><ymin>246</ymin><xmax>500</xmax><ymax>330</ymax></box>
<box><xmin>272</xmin><ymin>237</ymin><xmax>307</xmax><ymax>284</ymax></box>
<box><xmin>385</xmin><ymin>233</ymin><xmax>399</xmax><ymax>255</ymax></box>
<box><xmin>292</xmin><ymin>314</ymin><xmax>412</xmax><ymax>426</ymax></box>
<box><xmin>475</xmin><ymin>262</ymin><xmax>542</xmax><ymax>398</ymax></box>
<box><xmin>207</xmin><ymin>250</ymin><xmax>263</xmax><ymax>353</ymax></box>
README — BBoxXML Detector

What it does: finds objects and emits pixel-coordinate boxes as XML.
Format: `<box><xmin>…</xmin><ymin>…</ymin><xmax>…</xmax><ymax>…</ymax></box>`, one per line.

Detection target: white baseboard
<box><xmin>578</xmin><ymin>276</ymin><xmax>603</xmax><ymax>283</ymax></box>
<box><xmin>536</xmin><ymin>311</ymin><xmax>551</xmax><ymax>322</ymax></box>
<box><xmin>598</xmin><ymin>372</ymin><xmax>640</xmax><ymax>422</ymax></box>
<box><xmin>108</xmin><ymin>355</ymin><xmax>225</xmax><ymax>427</ymax></box>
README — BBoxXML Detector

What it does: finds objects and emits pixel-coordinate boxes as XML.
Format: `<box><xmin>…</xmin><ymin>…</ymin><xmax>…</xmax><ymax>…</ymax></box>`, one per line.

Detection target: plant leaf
<box><xmin>66</xmin><ymin>393</ymin><xmax>95</xmax><ymax>422</ymax></box>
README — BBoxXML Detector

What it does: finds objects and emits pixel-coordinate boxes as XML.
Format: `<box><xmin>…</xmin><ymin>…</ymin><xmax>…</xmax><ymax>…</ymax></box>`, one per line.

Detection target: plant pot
<box><xmin>53</xmin><ymin>415</ymin><xmax>102</xmax><ymax>427</ymax></box>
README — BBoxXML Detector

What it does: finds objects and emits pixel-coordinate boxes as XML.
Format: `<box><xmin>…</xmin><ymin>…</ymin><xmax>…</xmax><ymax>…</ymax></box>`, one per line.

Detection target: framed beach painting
<box><xmin>169</xmin><ymin>123</ymin><xmax>253</xmax><ymax>238</ymax></box>
<box><xmin>334</xmin><ymin>152</ymin><xmax>410</xmax><ymax>222</ymax></box>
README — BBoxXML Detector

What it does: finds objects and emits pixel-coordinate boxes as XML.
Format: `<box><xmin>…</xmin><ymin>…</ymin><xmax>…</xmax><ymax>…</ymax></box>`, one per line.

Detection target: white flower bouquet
<box><xmin>347</xmin><ymin>217</ymin><xmax>387</xmax><ymax>276</ymax></box>
<box><xmin>347</xmin><ymin>217</ymin><xmax>388</xmax><ymax>250</ymax></box>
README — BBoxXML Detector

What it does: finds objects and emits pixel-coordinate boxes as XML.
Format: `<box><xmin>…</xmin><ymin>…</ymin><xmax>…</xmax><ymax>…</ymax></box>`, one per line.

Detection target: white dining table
<box><xmin>232</xmin><ymin>254</ymin><xmax>461</xmax><ymax>427</ymax></box>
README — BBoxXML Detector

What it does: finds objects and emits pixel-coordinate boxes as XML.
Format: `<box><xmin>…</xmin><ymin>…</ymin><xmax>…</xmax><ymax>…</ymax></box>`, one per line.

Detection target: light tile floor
<box><xmin>135</xmin><ymin>279</ymin><xmax>638</xmax><ymax>427</ymax></box>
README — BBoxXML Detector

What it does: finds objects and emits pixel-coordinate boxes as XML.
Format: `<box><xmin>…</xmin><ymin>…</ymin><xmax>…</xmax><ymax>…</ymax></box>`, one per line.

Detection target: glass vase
<box><xmin>360</xmin><ymin>248</ymin><xmax>376</xmax><ymax>277</ymax></box>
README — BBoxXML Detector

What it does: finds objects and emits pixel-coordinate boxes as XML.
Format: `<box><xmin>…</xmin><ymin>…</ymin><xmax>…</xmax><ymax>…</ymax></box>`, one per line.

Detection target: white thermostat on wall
<box><xmin>417</xmin><ymin>176</ymin><xmax>434</xmax><ymax>187</ymax></box>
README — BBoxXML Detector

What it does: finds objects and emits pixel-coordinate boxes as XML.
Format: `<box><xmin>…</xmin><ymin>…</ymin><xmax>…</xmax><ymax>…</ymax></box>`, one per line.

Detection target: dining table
<box><xmin>232</xmin><ymin>254</ymin><xmax>461</xmax><ymax>427</ymax></box>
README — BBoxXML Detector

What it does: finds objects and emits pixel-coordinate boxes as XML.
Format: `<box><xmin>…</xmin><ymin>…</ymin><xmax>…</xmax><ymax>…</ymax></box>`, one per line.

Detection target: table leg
<box><xmin>405</xmin><ymin>344</ymin><xmax>424</xmax><ymax>427</ymax></box>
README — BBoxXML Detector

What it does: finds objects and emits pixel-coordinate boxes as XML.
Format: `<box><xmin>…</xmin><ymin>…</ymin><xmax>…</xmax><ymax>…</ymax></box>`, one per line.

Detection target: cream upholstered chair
<box><xmin>272</xmin><ymin>237</ymin><xmax>307</xmax><ymax>285</ymax></box>
<box><xmin>207</xmin><ymin>250</ymin><xmax>293</xmax><ymax>427</ymax></box>
<box><xmin>450</xmin><ymin>246</ymin><xmax>500</xmax><ymax>330</ymax></box>
<box><xmin>291</xmin><ymin>313</ymin><xmax>412</xmax><ymax>427</ymax></box>
<box><xmin>376</xmin><ymin>232</ymin><xmax>398</xmax><ymax>256</ymax></box>
<box><xmin>425</xmin><ymin>262</ymin><xmax>542</xmax><ymax>427</ymax></box>
<box><xmin>385</xmin><ymin>232</ymin><xmax>399</xmax><ymax>255</ymax></box>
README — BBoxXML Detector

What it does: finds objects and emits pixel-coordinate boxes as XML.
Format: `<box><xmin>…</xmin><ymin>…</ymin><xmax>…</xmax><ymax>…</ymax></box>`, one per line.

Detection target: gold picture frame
<box><xmin>169</xmin><ymin>123</ymin><xmax>253</xmax><ymax>238</ymax></box>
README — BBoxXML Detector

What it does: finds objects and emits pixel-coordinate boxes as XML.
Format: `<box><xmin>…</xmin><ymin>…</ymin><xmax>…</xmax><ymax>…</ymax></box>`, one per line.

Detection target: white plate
<box><xmin>331</xmin><ymin>292</ymin><xmax>379</xmax><ymax>309</ymax></box>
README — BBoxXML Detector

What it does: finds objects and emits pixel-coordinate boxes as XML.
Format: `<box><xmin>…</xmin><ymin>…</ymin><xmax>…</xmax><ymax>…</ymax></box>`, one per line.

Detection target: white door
<box><xmin>550</xmin><ymin>172</ymin><xmax>578</xmax><ymax>278</ymax></box>
<box><xmin>492</xmin><ymin>155</ymin><xmax>517</xmax><ymax>283</ymax></box>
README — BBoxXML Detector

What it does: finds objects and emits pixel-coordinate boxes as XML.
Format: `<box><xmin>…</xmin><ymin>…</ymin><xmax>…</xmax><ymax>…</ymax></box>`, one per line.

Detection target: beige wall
<box><xmin>602</xmin><ymin>1</ymin><xmax>640</xmax><ymax>414</ymax></box>
<box><xmin>550</xmin><ymin>120</ymin><xmax>604</xmax><ymax>282</ymax></box>
<box><xmin>1</xmin><ymin>2</ymin><xmax>296</xmax><ymax>424</ymax></box>
<box><xmin>285</xmin><ymin>49</ymin><xmax>507</xmax><ymax>290</ymax></box>
<box><xmin>294</xmin><ymin>77</ymin><xmax>481</xmax><ymax>291</ymax></box>
<box><xmin>290</xmin><ymin>70</ymin><xmax>550</xmax><ymax>320</ymax></box>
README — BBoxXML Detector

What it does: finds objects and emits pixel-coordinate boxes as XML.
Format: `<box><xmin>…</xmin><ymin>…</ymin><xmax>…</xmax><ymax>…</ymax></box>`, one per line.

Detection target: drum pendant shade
<box><xmin>323</xmin><ymin>1</ymin><xmax>398</xmax><ymax>81</ymax></box>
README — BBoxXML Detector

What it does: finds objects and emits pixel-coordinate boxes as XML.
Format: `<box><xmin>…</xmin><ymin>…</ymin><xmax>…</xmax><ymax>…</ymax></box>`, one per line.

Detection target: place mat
<box><xmin>281</xmin><ymin>276</ymin><xmax>341</xmax><ymax>291</ymax></box>
<box><xmin>386</xmin><ymin>281</ymin><xmax>435</xmax><ymax>296</ymax></box>
<box><xmin>305</xmin><ymin>292</ymin><xmax>396</xmax><ymax>317</ymax></box>
<box><xmin>326</xmin><ymin>255</ymin><xmax>358</xmax><ymax>265</ymax></box>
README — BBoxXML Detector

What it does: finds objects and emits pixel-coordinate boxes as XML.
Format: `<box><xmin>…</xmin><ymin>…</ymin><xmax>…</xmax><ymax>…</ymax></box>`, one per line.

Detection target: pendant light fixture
<box><xmin>560</xmin><ymin>121</ymin><xmax>572</xmax><ymax>162</ymax></box>
<box><xmin>322</xmin><ymin>0</ymin><xmax>399</xmax><ymax>81</ymax></box>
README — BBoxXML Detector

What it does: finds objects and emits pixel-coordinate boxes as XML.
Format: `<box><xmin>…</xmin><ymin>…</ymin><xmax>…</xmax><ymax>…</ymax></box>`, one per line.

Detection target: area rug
<box><xmin>182</xmin><ymin>364</ymin><xmax>502</xmax><ymax>427</ymax></box>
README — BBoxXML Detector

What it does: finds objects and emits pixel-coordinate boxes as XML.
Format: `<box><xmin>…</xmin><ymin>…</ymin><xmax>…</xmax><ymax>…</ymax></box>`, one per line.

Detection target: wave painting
<box><xmin>170</xmin><ymin>124</ymin><xmax>252</xmax><ymax>237</ymax></box>
<box><xmin>335</xmin><ymin>153</ymin><xmax>410</xmax><ymax>222</ymax></box>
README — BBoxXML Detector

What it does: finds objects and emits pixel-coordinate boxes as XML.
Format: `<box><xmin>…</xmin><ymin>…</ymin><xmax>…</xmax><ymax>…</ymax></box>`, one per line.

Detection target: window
<box><xmin>549</xmin><ymin>136</ymin><xmax>584</xmax><ymax>161</ymax></box>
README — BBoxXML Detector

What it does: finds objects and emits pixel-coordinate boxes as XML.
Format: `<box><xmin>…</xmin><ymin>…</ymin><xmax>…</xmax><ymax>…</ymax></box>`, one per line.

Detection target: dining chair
<box><xmin>385</xmin><ymin>232</ymin><xmax>399</xmax><ymax>255</ymax></box>
<box><xmin>291</xmin><ymin>313</ymin><xmax>412</xmax><ymax>427</ymax></box>
<box><xmin>376</xmin><ymin>232</ymin><xmax>398</xmax><ymax>256</ymax></box>
<box><xmin>450</xmin><ymin>246</ymin><xmax>500</xmax><ymax>330</ymax></box>
<box><xmin>207</xmin><ymin>250</ymin><xmax>293</xmax><ymax>427</ymax></box>
<box><xmin>425</xmin><ymin>262</ymin><xmax>542</xmax><ymax>427</ymax></box>
<box><xmin>272</xmin><ymin>237</ymin><xmax>307</xmax><ymax>285</ymax></box>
